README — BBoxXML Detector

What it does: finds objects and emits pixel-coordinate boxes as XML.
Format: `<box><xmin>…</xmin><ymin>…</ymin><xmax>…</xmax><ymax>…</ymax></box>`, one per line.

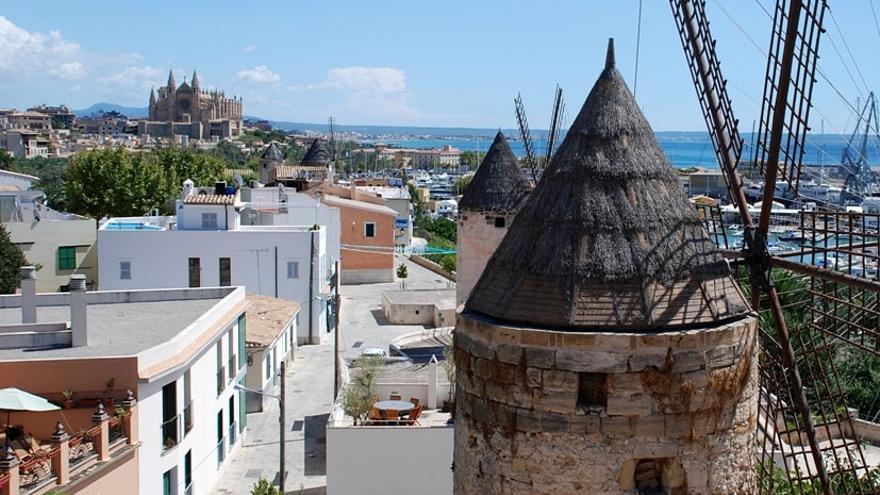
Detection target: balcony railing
<box><xmin>161</xmin><ymin>414</ymin><xmax>181</xmax><ymax>452</ymax></box>
<box><xmin>183</xmin><ymin>401</ymin><xmax>194</xmax><ymax>435</ymax></box>
<box><xmin>217</xmin><ymin>367</ymin><xmax>225</xmax><ymax>396</ymax></box>
<box><xmin>184</xmin><ymin>481</ymin><xmax>193</xmax><ymax>495</ymax></box>
<box><xmin>216</xmin><ymin>436</ymin><xmax>226</xmax><ymax>466</ymax></box>
<box><xmin>228</xmin><ymin>421</ymin><xmax>237</xmax><ymax>448</ymax></box>
<box><xmin>228</xmin><ymin>356</ymin><xmax>236</xmax><ymax>381</ymax></box>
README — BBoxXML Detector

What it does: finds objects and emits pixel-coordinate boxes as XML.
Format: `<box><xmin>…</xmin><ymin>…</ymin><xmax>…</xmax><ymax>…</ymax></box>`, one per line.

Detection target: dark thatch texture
<box><xmin>261</xmin><ymin>141</ymin><xmax>284</xmax><ymax>161</ymax></box>
<box><xmin>458</xmin><ymin>131</ymin><xmax>531</xmax><ymax>212</ymax></box>
<box><xmin>301</xmin><ymin>139</ymin><xmax>331</xmax><ymax>166</ymax></box>
<box><xmin>465</xmin><ymin>40</ymin><xmax>749</xmax><ymax>331</ymax></box>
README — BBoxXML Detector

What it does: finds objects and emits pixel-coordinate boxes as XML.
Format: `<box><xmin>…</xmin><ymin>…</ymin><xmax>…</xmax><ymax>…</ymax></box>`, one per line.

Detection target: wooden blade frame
<box><xmin>670</xmin><ymin>1</ymin><xmax>880</xmax><ymax>493</ymax></box>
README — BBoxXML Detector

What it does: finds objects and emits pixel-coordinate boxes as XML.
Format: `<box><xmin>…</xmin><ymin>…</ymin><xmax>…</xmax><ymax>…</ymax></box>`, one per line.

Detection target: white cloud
<box><xmin>285</xmin><ymin>66</ymin><xmax>419</xmax><ymax>122</ymax></box>
<box><xmin>0</xmin><ymin>16</ymin><xmax>87</xmax><ymax>80</ymax></box>
<box><xmin>234</xmin><ymin>65</ymin><xmax>280</xmax><ymax>84</ymax></box>
<box><xmin>97</xmin><ymin>65</ymin><xmax>164</xmax><ymax>102</ymax></box>
<box><xmin>243</xmin><ymin>43</ymin><xmax>256</xmax><ymax>52</ymax></box>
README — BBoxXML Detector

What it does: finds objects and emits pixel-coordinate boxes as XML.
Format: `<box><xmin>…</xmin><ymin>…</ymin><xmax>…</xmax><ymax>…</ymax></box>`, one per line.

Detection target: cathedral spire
<box><xmin>167</xmin><ymin>68</ymin><xmax>176</xmax><ymax>88</ymax></box>
<box><xmin>192</xmin><ymin>69</ymin><xmax>199</xmax><ymax>88</ymax></box>
<box><xmin>149</xmin><ymin>87</ymin><xmax>156</xmax><ymax>104</ymax></box>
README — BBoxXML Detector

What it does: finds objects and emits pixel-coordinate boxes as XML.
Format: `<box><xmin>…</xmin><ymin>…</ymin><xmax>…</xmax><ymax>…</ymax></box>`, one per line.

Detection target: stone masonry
<box><xmin>453</xmin><ymin>311</ymin><xmax>758</xmax><ymax>494</ymax></box>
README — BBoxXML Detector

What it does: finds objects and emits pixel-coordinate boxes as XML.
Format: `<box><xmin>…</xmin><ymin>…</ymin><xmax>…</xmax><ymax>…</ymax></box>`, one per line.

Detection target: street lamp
<box><xmin>235</xmin><ymin>360</ymin><xmax>286</xmax><ymax>493</ymax></box>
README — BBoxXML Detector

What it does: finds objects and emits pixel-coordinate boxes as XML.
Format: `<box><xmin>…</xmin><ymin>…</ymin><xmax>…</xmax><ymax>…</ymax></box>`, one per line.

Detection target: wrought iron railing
<box><xmin>228</xmin><ymin>421</ymin><xmax>237</xmax><ymax>447</ymax></box>
<box><xmin>183</xmin><ymin>401</ymin><xmax>194</xmax><ymax>436</ymax></box>
<box><xmin>228</xmin><ymin>356</ymin><xmax>236</xmax><ymax>381</ymax></box>
<box><xmin>216</xmin><ymin>436</ymin><xmax>225</xmax><ymax>466</ymax></box>
<box><xmin>161</xmin><ymin>414</ymin><xmax>180</xmax><ymax>452</ymax></box>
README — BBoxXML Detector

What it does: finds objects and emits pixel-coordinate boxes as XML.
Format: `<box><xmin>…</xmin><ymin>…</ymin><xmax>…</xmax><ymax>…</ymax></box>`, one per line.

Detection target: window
<box><xmin>287</xmin><ymin>261</ymin><xmax>299</xmax><ymax>279</ymax></box>
<box><xmin>364</xmin><ymin>222</ymin><xmax>376</xmax><ymax>238</ymax></box>
<box><xmin>163</xmin><ymin>469</ymin><xmax>173</xmax><ymax>495</ymax></box>
<box><xmin>219</xmin><ymin>258</ymin><xmax>231</xmax><ymax>286</ymax></box>
<box><xmin>216</xmin><ymin>342</ymin><xmax>224</xmax><ymax>396</ymax></box>
<box><xmin>228</xmin><ymin>395</ymin><xmax>236</xmax><ymax>445</ymax></box>
<box><xmin>494</xmin><ymin>216</ymin><xmax>506</xmax><ymax>228</ymax></box>
<box><xmin>188</xmin><ymin>258</ymin><xmax>201</xmax><ymax>288</ymax></box>
<box><xmin>237</xmin><ymin>315</ymin><xmax>247</xmax><ymax>370</ymax></box>
<box><xmin>183</xmin><ymin>369</ymin><xmax>193</xmax><ymax>435</ymax></box>
<box><xmin>161</xmin><ymin>381</ymin><xmax>178</xmax><ymax>450</ymax></box>
<box><xmin>216</xmin><ymin>411</ymin><xmax>225</xmax><ymax>466</ymax></box>
<box><xmin>183</xmin><ymin>451</ymin><xmax>193</xmax><ymax>495</ymax></box>
<box><xmin>201</xmin><ymin>212</ymin><xmax>218</xmax><ymax>229</ymax></box>
<box><xmin>58</xmin><ymin>246</ymin><xmax>76</xmax><ymax>270</ymax></box>
<box><xmin>577</xmin><ymin>373</ymin><xmax>608</xmax><ymax>413</ymax></box>
<box><xmin>119</xmin><ymin>261</ymin><xmax>131</xmax><ymax>280</ymax></box>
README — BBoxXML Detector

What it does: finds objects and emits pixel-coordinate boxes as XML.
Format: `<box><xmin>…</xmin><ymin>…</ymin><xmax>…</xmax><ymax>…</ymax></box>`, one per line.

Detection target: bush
<box><xmin>251</xmin><ymin>478</ymin><xmax>281</xmax><ymax>495</ymax></box>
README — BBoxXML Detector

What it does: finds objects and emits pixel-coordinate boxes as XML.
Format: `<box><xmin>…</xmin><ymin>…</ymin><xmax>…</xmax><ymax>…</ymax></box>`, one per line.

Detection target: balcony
<box><xmin>160</xmin><ymin>414</ymin><xmax>180</xmax><ymax>452</ymax></box>
<box><xmin>183</xmin><ymin>401</ymin><xmax>194</xmax><ymax>436</ymax></box>
<box><xmin>216</xmin><ymin>367</ymin><xmax>226</xmax><ymax>396</ymax></box>
<box><xmin>1</xmin><ymin>402</ymin><xmax>138</xmax><ymax>495</ymax></box>
<box><xmin>216</xmin><ymin>436</ymin><xmax>225</xmax><ymax>467</ymax></box>
<box><xmin>228</xmin><ymin>421</ymin><xmax>237</xmax><ymax>448</ymax></box>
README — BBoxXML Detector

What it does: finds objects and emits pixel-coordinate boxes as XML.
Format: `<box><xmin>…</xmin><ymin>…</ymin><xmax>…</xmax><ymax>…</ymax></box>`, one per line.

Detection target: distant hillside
<box><xmin>74</xmin><ymin>103</ymin><xmax>148</xmax><ymax>118</ymax></box>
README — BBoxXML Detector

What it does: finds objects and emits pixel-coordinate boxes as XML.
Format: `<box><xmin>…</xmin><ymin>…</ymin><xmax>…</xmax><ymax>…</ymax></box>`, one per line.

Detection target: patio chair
<box><xmin>385</xmin><ymin>409</ymin><xmax>399</xmax><ymax>425</ymax></box>
<box><xmin>408</xmin><ymin>405</ymin><xmax>423</xmax><ymax>425</ymax></box>
<box><xmin>370</xmin><ymin>407</ymin><xmax>382</xmax><ymax>421</ymax></box>
<box><xmin>409</xmin><ymin>397</ymin><xmax>420</xmax><ymax>407</ymax></box>
<box><xmin>389</xmin><ymin>394</ymin><xmax>401</xmax><ymax>401</ymax></box>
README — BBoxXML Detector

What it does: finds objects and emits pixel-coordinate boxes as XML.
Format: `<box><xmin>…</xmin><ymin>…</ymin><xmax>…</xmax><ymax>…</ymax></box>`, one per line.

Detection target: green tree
<box><xmin>0</xmin><ymin>225</ymin><xmax>29</xmax><ymax>294</ymax></box>
<box><xmin>454</xmin><ymin>175</ymin><xmax>473</xmax><ymax>195</ymax></box>
<box><xmin>341</xmin><ymin>357</ymin><xmax>382</xmax><ymax>424</ymax></box>
<box><xmin>12</xmin><ymin>157</ymin><xmax>69</xmax><ymax>209</ymax></box>
<box><xmin>459</xmin><ymin>150</ymin><xmax>485</xmax><ymax>169</ymax></box>
<box><xmin>0</xmin><ymin>149</ymin><xmax>13</xmax><ymax>170</ymax></box>
<box><xmin>210</xmin><ymin>141</ymin><xmax>247</xmax><ymax>166</ymax></box>
<box><xmin>250</xmin><ymin>478</ymin><xmax>281</xmax><ymax>495</ymax></box>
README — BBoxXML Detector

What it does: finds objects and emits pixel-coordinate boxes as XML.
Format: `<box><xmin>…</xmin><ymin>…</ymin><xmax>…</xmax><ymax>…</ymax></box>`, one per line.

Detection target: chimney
<box><xmin>69</xmin><ymin>274</ymin><xmax>88</xmax><ymax>347</ymax></box>
<box><xmin>20</xmin><ymin>266</ymin><xmax>36</xmax><ymax>324</ymax></box>
<box><xmin>182</xmin><ymin>178</ymin><xmax>194</xmax><ymax>199</ymax></box>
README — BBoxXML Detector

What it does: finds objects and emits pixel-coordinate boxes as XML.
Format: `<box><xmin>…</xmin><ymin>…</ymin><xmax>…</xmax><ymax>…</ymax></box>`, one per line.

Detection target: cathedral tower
<box><xmin>453</xmin><ymin>39</ymin><xmax>759</xmax><ymax>494</ymax></box>
<box><xmin>455</xmin><ymin>131</ymin><xmax>530</xmax><ymax>306</ymax></box>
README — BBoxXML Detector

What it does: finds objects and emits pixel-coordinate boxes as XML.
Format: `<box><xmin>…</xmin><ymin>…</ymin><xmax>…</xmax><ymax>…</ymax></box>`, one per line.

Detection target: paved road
<box><xmin>338</xmin><ymin>255</ymin><xmax>453</xmax><ymax>362</ymax></box>
<box><xmin>214</xmin><ymin>255</ymin><xmax>452</xmax><ymax>493</ymax></box>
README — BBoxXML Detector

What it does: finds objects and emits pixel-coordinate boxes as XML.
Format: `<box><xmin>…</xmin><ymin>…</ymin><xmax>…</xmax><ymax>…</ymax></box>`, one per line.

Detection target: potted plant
<box><xmin>61</xmin><ymin>388</ymin><xmax>75</xmax><ymax>409</ymax></box>
<box><xmin>103</xmin><ymin>378</ymin><xmax>116</xmax><ymax>407</ymax></box>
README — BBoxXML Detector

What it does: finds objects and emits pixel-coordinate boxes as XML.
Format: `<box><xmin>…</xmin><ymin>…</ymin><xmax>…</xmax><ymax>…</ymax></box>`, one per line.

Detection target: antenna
<box><xmin>514</xmin><ymin>93</ymin><xmax>538</xmax><ymax>181</ymax></box>
<box><xmin>328</xmin><ymin>115</ymin><xmax>338</xmax><ymax>163</ymax></box>
<box><xmin>546</xmin><ymin>85</ymin><xmax>565</xmax><ymax>164</ymax></box>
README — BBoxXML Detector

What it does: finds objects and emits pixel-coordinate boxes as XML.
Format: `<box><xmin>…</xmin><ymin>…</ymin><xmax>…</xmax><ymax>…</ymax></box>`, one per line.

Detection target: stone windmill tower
<box><xmin>456</xmin><ymin>131</ymin><xmax>531</xmax><ymax>306</ymax></box>
<box><xmin>453</xmin><ymin>40</ymin><xmax>759</xmax><ymax>494</ymax></box>
<box><xmin>260</xmin><ymin>141</ymin><xmax>285</xmax><ymax>185</ymax></box>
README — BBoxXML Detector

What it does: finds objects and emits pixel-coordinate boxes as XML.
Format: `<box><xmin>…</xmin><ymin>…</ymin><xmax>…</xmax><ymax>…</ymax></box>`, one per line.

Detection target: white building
<box><xmin>1</xmin><ymin>171</ymin><xmax>98</xmax><ymax>291</ymax></box>
<box><xmin>98</xmin><ymin>181</ymin><xmax>331</xmax><ymax>345</ymax></box>
<box><xmin>0</xmin><ymin>270</ymin><xmax>250</xmax><ymax>495</ymax></box>
<box><xmin>243</xmin><ymin>294</ymin><xmax>300</xmax><ymax>413</ymax></box>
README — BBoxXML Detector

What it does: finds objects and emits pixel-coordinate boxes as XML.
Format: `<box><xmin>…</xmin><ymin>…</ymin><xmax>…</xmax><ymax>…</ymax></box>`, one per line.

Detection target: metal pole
<box><xmin>279</xmin><ymin>360</ymin><xmax>286</xmax><ymax>494</ymax></box>
<box><xmin>334</xmin><ymin>260</ymin><xmax>341</xmax><ymax>400</ymax></box>
<box><xmin>309</xmin><ymin>231</ymin><xmax>315</xmax><ymax>345</ymax></box>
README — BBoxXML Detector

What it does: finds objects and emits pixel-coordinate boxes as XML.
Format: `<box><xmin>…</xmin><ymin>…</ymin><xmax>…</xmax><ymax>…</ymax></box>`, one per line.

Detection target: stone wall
<box><xmin>456</xmin><ymin>211</ymin><xmax>517</xmax><ymax>306</ymax></box>
<box><xmin>453</xmin><ymin>311</ymin><xmax>759</xmax><ymax>494</ymax></box>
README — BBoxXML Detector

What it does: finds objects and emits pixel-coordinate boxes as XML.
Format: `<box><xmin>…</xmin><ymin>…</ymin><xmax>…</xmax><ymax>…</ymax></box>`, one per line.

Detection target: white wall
<box><xmin>326</xmin><ymin>426</ymin><xmax>453</xmax><ymax>495</ymax></box>
<box><xmin>136</xmin><ymin>290</ymin><xmax>246</xmax><ymax>495</ymax></box>
<box><xmin>98</xmin><ymin>227</ymin><xmax>329</xmax><ymax>344</ymax></box>
<box><xmin>7</xmin><ymin>217</ymin><xmax>97</xmax><ymax>292</ymax></box>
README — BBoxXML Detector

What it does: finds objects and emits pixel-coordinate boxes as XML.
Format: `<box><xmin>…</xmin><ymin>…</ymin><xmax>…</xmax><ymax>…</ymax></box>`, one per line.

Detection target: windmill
<box><xmin>841</xmin><ymin>92</ymin><xmax>880</xmax><ymax>201</ymax></box>
<box><xmin>672</xmin><ymin>0</ymin><xmax>880</xmax><ymax>493</ymax></box>
<box><xmin>514</xmin><ymin>86</ymin><xmax>566</xmax><ymax>182</ymax></box>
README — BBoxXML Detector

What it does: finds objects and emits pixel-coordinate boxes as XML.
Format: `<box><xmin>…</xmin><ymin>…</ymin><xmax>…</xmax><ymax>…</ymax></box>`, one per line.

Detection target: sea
<box><xmin>378</xmin><ymin>132</ymin><xmax>880</xmax><ymax>169</ymax></box>
<box><xmin>270</xmin><ymin>121</ymin><xmax>880</xmax><ymax>169</ymax></box>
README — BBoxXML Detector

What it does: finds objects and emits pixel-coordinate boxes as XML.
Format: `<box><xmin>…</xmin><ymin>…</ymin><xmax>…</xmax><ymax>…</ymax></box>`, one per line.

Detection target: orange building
<box><xmin>321</xmin><ymin>195</ymin><xmax>396</xmax><ymax>283</ymax></box>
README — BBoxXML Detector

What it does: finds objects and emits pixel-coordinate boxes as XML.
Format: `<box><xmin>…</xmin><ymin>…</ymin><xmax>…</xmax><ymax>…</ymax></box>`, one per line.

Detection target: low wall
<box><xmin>326</xmin><ymin>424</ymin><xmax>453</xmax><ymax>495</ymax></box>
<box><xmin>409</xmin><ymin>255</ymin><xmax>455</xmax><ymax>281</ymax></box>
<box><xmin>341</xmin><ymin>268</ymin><xmax>393</xmax><ymax>285</ymax></box>
<box><xmin>855</xmin><ymin>418</ymin><xmax>880</xmax><ymax>444</ymax></box>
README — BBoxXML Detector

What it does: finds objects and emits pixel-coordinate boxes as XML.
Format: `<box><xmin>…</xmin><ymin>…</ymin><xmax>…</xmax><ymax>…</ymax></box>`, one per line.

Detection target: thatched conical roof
<box><xmin>261</xmin><ymin>141</ymin><xmax>284</xmax><ymax>161</ymax></box>
<box><xmin>465</xmin><ymin>39</ymin><xmax>749</xmax><ymax>331</ymax></box>
<box><xmin>459</xmin><ymin>131</ymin><xmax>530</xmax><ymax>212</ymax></box>
<box><xmin>301</xmin><ymin>139</ymin><xmax>331</xmax><ymax>166</ymax></box>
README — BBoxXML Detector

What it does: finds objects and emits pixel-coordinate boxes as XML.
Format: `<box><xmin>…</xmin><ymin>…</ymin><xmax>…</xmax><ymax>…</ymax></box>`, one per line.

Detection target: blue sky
<box><xmin>0</xmin><ymin>1</ymin><xmax>878</xmax><ymax>131</ymax></box>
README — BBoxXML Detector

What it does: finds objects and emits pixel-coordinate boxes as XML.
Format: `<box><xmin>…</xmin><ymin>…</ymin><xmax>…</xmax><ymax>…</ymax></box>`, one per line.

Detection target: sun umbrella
<box><xmin>0</xmin><ymin>387</ymin><xmax>60</xmax><ymax>448</ymax></box>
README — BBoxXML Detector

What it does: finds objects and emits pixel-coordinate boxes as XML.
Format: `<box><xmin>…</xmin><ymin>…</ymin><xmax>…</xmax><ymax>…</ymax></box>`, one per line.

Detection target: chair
<box><xmin>409</xmin><ymin>397</ymin><xmax>420</xmax><ymax>407</ymax></box>
<box><xmin>402</xmin><ymin>405</ymin><xmax>422</xmax><ymax>426</ymax></box>
<box><xmin>385</xmin><ymin>409</ymin><xmax>399</xmax><ymax>425</ymax></box>
<box><xmin>369</xmin><ymin>407</ymin><xmax>382</xmax><ymax>421</ymax></box>
<box><xmin>389</xmin><ymin>394</ymin><xmax>401</xmax><ymax>401</ymax></box>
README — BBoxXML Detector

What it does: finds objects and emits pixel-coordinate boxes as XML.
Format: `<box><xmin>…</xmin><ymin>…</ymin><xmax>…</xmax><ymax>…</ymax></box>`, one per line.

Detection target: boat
<box><xmin>779</xmin><ymin>230</ymin><xmax>806</xmax><ymax>242</ymax></box>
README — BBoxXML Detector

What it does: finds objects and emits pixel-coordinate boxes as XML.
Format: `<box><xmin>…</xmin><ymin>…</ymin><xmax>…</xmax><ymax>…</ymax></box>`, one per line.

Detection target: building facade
<box><xmin>97</xmin><ymin>181</ymin><xmax>331</xmax><ymax>345</ymax></box>
<box><xmin>143</xmin><ymin>70</ymin><xmax>243</xmax><ymax>140</ymax></box>
<box><xmin>0</xmin><ymin>271</ymin><xmax>249</xmax><ymax>495</ymax></box>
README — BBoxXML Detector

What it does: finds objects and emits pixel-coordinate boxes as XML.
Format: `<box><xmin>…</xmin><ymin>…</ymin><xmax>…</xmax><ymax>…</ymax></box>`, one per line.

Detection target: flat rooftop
<box><xmin>0</xmin><ymin>288</ymin><xmax>233</xmax><ymax>360</ymax></box>
<box><xmin>383</xmin><ymin>288</ymin><xmax>456</xmax><ymax>310</ymax></box>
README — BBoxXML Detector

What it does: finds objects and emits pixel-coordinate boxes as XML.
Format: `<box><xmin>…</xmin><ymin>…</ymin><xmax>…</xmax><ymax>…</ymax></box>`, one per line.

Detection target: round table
<box><xmin>374</xmin><ymin>400</ymin><xmax>414</xmax><ymax>414</ymax></box>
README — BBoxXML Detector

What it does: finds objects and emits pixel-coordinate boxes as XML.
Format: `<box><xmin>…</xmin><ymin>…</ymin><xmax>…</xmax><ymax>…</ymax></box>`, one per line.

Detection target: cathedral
<box><xmin>140</xmin><ymin>69</ymin><xmax>243</xmax><ymax>140</ymax></box>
